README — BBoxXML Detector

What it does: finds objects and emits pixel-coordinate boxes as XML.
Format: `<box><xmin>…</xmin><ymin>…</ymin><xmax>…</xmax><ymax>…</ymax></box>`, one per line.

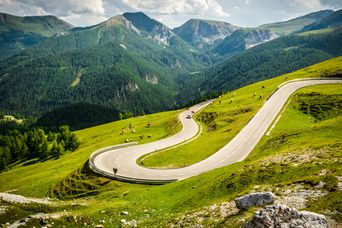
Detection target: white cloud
<box><xmin>60</xmin><ymin>14</ymin><xmax>108</xmax><ymax>27</ymax></box>
<box><xmin>0</xmin><ymin>0</ymin><xmax>47</xmax><ymax>16</ymax></box>
<box><xmin>320</xmin><ymin>0</ymin><xmax>342</xmax><ymax>8</ymax></box>
<box><xmin>0</xmin><ymin>0</ymin><xmax>106</xmax><ymax>26</ymax></box>
<box><xmin>1</xmin><ymin>0</ymin><xmax>341</xmax><ymax>28</ymax></box>
<box><xmin>153</xmin><ymin>14</ymin><xmax>189</xmax><ymax>28</ymax></box>
<box><xmin>34</xmin><ymin>0</ymin><xmax>105</xmax><ymax>16</ymax></box>
<box><xmin>121</xmin><ymin>0</ymin><xmax>230</xmax><ymax>18</ymax></box>
<box><xmin>293</xmin><ymin>0</ymin><xmax>322</xmax><ymax>9</ymax></box>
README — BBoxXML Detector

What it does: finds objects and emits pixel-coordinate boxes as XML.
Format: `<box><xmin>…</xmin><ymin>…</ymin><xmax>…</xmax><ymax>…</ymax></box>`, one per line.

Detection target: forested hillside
<box><xmin>0</xmin><ymin>126</ymin><xmax>79</xmax><ymax>171</ymax></box>
<box><xmin>177</xmin><ymin>27</ymin><xmax>342</xmax><ymax>104</ymax></box>
<box><xmin>0</xmin><ymin>13</ymin><xmax>209</xmax><ymax>122</ymax></box>
<box><xmin>0</xmin><ymin>10</ymin><xmax>340</xmax><ymax>130</ymax></box>
<box><xmin>35</xmin><ymin>103</ymin><xmax>122</xmax><ymax>130</ymax></box>
<box><xmin>0</xmin><ymin>12</ymin><xmax>73</xmax><ymax>60</ymax></box>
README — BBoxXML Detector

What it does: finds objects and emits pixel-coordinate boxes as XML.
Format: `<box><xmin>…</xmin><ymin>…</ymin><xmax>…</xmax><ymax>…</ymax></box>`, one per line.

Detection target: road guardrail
<box><xmin>88</xmin><ymin>142</ymin><xmax>178</xmax><ymax>184</ymax></box>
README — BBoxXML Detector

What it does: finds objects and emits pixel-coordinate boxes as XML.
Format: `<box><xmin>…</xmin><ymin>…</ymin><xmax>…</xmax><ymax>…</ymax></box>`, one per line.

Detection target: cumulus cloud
<box><xmin>0</xmin><ymin>0</ymin><xmax>47</xmax><ymax>16</ymax></box>
<box><xmin>320</xmin><ymin>0</ymin><xmax>342</xmax><ymax>8</ymax></box>
<box><xmin>60</xmin><ymin>14</ymin><xmax>108</xmax><ymax>27</ymax></box>
<box><xmin>121</xmin><ymin>0</ymin><xmax>230</xmax><ymax>17</ymax></box>
<box><xmin>117</xmin><ymin>0</ymin><xmax>230</xmax><ymax>27</ymax></box>
<box><xmin>293</xmin><ymin>0</ymin><xmax>322</xmax><ymax>9</ymax></box>
<box><xmin>2</xmin><ymin>0</ymin><xmax>105</xmax><ymax>16</ymax></box>
<box><xmin>0</xmin><ymin>0</ymin><xmax>107</xmax><ymax>26</ymax></box>
<box><xmin>0</xmin><ymin>0</ymin><xmax>341</xmax><ymax>27</ymax></box>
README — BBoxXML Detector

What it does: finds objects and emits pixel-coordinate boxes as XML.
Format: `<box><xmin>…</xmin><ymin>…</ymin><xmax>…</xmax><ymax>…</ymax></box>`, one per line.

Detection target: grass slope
<box><xmin>0</xmin><ymin>57</ymin><xmax>341</xmax><ymax>226</ymax></box>
<box><xmin>141</xmin><ymin>56</ymin><xmax>342</xmax><ymax>168</ymax></box>
<box><xmin>0</xmin><ymin>110</ymin><xmax>181</xmax><ymax>196</ymax></box>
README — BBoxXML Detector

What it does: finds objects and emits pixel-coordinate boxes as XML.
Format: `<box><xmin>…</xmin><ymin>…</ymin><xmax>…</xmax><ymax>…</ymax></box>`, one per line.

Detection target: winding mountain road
<box><xmin>91</xmin><ymin>79</ymin><xmax>342</xmax><ymax>184</ymax></box>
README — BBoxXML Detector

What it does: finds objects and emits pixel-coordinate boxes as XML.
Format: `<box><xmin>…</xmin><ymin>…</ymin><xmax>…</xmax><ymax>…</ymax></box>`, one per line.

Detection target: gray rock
<box><xmin>244</xmin><ymin>204</ymin><xmax>328</xmax><ymax>228</ymax></box>
<box><xmin>235</xmin><ymin>192</ymin><xmax>276</xmax><ymax>210</ymax></box>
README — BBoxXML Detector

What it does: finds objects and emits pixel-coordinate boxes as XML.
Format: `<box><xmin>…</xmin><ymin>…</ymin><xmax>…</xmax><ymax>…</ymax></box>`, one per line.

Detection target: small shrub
<box><xmin>323</xmin><ymin>175</ymin><xmax>338</xmax><ymax>192</ymax></box>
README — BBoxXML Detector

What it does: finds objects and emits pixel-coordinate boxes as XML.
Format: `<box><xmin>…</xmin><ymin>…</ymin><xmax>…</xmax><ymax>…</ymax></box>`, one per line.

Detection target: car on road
<box><xmin>186</xmin><ymin>114</ymin><xmax>192</xmax><ymax>119</ymax></box>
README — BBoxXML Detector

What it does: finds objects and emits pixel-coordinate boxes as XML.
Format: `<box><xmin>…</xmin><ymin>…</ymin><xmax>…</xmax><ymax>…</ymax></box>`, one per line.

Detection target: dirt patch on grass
<box><xmin>0</xmin><ymin>193</ymin><xmax>53</xmax><ymax>205</ymax></box>
<box><xmin>171</xmin><ymin>201</ymin><xmax>239</xmax><ymax>227</ymax></box>
<box><xmin>258</xmin><ymin>147</ymin><xmax>337</xmax><ymax>167</ymax></box>
<box><xmin>274</xmin><ymin>184</ymin><xmax>327</xmax><ymax>209</ymax></box>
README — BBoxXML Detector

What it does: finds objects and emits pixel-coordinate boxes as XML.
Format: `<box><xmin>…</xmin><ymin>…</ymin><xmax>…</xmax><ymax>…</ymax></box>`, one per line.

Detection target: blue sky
<box><xmin>0</xmin><ymin>0</ymin><xmax>341</xmax><ymax>28</ymax></box>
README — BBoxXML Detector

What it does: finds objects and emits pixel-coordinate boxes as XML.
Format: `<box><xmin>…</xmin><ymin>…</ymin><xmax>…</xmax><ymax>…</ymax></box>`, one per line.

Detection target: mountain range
<box><xmin>177</xmin><ymin>26</ymin><xmax>342</xmax><ymax>104</ymax></box>
<box><xmin>0</xmin><ymin>9</ymin><xmax>341</xmax><ymax>129</ymax></box>
<box><xmin>212</xmin><ymin>28</ymin><xmax>277</xmax><ymax>57</ymax></box>
<box><xmin>0</xmin><ymin>12</ymin><xmax>73</xmax><ymax>60</ymax></box>
<box><xmin>258</xmin><ymin>9</ymin><xmax>334</xmax><ymax>35</ymax></box>
<box><xmin>0</xmin><ymin>12</ymin><xmax>209</xmax><ymax>122</ymax></box>
<box><xmin>301</xmin><ymin>9</ymin><xmax>342</xmax><ymax>32</ymax></box>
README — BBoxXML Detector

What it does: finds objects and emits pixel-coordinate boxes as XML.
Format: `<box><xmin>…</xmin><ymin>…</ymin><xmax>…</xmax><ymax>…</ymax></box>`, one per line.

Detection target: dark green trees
<box><xmin>0</xmin><ymin>125</ymin><xmax>80</xmax><ymax>171</ymax></box>
<box><xmin>58</xmin><ymin>126</ymin><xmax>80</xmax><ymax>152</ymax></box>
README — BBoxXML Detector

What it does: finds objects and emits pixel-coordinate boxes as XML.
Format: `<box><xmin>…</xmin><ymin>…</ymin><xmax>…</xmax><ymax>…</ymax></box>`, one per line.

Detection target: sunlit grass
<box><xmin>0</xmin><ymin>110</ymin><xmax>181</xmax><ymax>197</ymax></box>
<box><xmin>141</xmin><ymin>57</ymin><xmax>342</xmax><ymax>168</ymax></box>
<box><xmin>0</xmin><ymin>57</ymin><xmax>341</xmax><ymax>227</ymax></box>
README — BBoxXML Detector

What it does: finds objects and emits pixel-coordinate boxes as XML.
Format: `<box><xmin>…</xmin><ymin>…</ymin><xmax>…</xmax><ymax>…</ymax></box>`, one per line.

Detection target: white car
<box><xmin>186</xmin><ymin>114</ymin><xmax>192</xmax><ymax>119</ymax></box>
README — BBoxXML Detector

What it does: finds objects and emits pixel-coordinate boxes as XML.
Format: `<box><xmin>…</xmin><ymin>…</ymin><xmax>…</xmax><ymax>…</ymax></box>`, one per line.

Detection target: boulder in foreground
<box><xmin>235</xmin><ymin>192</ymin><xmax>276</xmax><ymax>210</ymax></box>
<box><xmin>244</xmin><ymin>204</ymin><xmax>327</xmax><ymax>228</ymax></box>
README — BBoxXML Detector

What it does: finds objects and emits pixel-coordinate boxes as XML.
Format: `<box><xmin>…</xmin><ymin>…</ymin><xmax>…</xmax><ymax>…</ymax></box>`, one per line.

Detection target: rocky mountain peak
<box><xmin>213</xmin><ymin>28</ymin><xmax>278</xmax><ymax>56</ymax></box>
<box><xmin>102</xmin><ymin>15</ymin><xmax>140</xmax><ymax>34</ymax></box>
<box><xmin>123</xmin><ymin>12</ymin><xmax>174</xmax><ymax>45</ymax></box>
<box><xmin>173</xmin><ymin>18</ymin><xmax>238</xmax><ymax>48</ymax></box>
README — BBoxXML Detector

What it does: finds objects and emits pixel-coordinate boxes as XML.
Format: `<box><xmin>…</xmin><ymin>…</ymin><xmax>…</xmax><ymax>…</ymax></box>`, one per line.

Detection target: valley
<box><xmin>1</xmin><ymin>57</ymin><xmax>341</xmax><ymax>227</ymax></box>
<box><xmin>1</xmin><ymin>9</ymin><xmax>341</xmax><ymax>130</ymax></box>
<box><xmin>93</xmin><ymin>78</ymin><xmax>342</xmax><ymax>183</ymax></box>
<box><xmin>0</xmin><ymin>5</ymin><xmax>341</xmax><ymax>227</ymax></box>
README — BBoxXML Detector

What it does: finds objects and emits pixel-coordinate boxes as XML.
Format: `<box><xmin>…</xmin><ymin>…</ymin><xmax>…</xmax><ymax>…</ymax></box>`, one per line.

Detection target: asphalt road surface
<box><xmin>93</xmin><ymin>79</ymin><xmax>341</xmax><ymax>183</ymax></box>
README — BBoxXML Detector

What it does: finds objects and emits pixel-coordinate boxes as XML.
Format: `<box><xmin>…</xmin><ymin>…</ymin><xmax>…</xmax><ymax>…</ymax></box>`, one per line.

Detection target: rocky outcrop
<box><xmin>244</xmin><ymin>204</ymin><xmax>328</xmax><ymax>228</ymax></box>
<box><xmin>235</xmin><ymin>192</ymin><xmax>276</xmax><ymax>210</ymax></box>
<box><xmin>213</xmin><ymin>29</ymin><xmax>277</xmax><ymax>56</ymax></box>
<box><xmin>149</xmin><ymin>24</ymin><xmax>174</xmax><ymax>45</ymax></box>
<box><xmin>244</xmin><ymin>29</ymin><xmax>278</xmax><ymax>49</ymax></box>
<box><xmin>123</xmin><ymin>12</ymin><xmax>174</xmax><ymax>46</ymax></box>
<box><xmin>145</xmin><ymin>74</ymin><xmax>159</xmax><ymax>85</ymax></box>
<box><xmin>173</xmin><ymin>19</ymin><xmax>238</xmax><ymax>48</ymax></box>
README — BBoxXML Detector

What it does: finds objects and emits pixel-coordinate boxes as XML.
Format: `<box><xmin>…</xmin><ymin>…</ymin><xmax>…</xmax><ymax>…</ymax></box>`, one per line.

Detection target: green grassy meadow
<box><xmin>0</xmin><ymin>110</ymin><xmax>181</xmax><ymax>197</ymax></box>
<box><xmin>141</xmin><ymin>56</ymin><xmax>342</xmax><ymax>168</ymax></box>
<box><xmin>0</xmin><ymin>57</ymin><xmax>341</xmax><ymax>226</ymax></box>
